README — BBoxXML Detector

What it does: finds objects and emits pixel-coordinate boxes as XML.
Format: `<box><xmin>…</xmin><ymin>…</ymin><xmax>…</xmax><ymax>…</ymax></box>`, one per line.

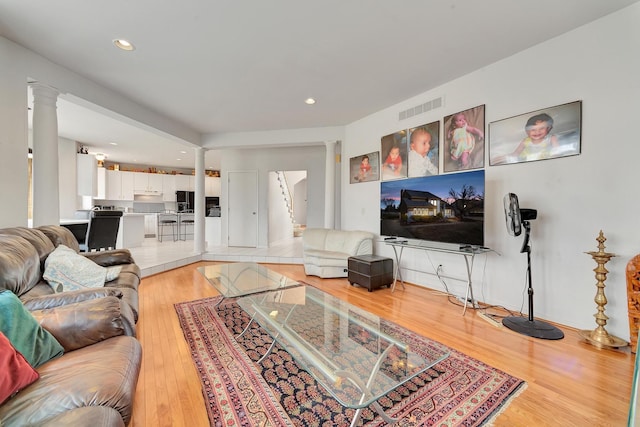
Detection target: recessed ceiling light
<box><xmin>113</xmin><ymin>39</ymin><xmax>135</xmax><ymax>51</ymax></box>
<box><xmin>180</xmin><ymin>150</ymin><xmax>187</xmax><ymax>154</ymax></box>
<box><xmin>109</xmin><ymin>142</ymin><xmax>118</xmax><ymax>146</ymax></box>
<box><xmin>176</xmin><ymin>158</ymin><xmax>182</xmax><ymax>161</ymax></box>
<box><xmin>304</xmin><ymin>98</ymin><xmax>316</xmax><ymax>105</ymax></box>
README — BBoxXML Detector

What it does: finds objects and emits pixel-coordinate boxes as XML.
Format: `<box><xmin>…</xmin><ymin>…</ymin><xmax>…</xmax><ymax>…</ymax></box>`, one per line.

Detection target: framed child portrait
<box><xmin>488</xmin><ymin>101</ymin><xmax>582</xmax><ymax>166</ymax></box>
<box><xmin>408</xmin><ymin>121</ymin><xmax>440</xmax><ymax>177</ymax></box>
<box><xmin>380</xmin><ymin>130</ymin><xmax>408</xmax><ymax>181</ymax></box>
<box><xmin>350</xmin><ymin>151</ymin><xmax>380</xmax><ymax>184</ymax></box>
<box><xmin>443</xmin><ymin>104</ymin><xmax>486</xmax><ymax>173</ymax></box>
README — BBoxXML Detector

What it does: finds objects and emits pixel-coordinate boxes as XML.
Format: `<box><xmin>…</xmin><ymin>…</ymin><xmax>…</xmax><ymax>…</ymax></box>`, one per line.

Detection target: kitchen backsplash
<box><xmin>133</xmin><ymin>202</ymin><xmax>167</xmax><ymax>213</ymax></box>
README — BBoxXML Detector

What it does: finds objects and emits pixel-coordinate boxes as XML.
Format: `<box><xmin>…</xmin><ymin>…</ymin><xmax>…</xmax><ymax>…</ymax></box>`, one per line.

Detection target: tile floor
<box><xmin>128</xmin><ymin>236</ymin><xmax>304</xmax><ymax>277</ymax></box>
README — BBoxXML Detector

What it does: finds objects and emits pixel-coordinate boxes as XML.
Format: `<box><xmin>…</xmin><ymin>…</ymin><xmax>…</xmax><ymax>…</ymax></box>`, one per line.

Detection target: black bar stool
<box><xmin>157</xmin><ymin>213</ymin><xmax>178</xmax><ymax>242</ymax></box>
<box><xmin>179</xmin><ymin>212</ymin><xmax>194</xmax><ymax>240</ymax></box>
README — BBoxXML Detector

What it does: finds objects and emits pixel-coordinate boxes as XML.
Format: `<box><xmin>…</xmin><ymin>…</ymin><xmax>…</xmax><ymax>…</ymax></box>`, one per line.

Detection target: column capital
<box><xmin>30</xmin><ymin>83</ymin><xmax>59</xmax><ymax>108</ymax></box>
<box><xmin>324</xmin><ymin>140</ymin><xmax>338</xmax><ymax>148</ymax></box>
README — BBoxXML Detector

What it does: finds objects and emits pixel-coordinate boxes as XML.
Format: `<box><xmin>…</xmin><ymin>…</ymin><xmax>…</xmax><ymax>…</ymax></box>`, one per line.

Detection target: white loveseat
<box><xmin>302</xmin><ymin>228</ymin><xmax>375</xmax><ymax>278</ymax></box>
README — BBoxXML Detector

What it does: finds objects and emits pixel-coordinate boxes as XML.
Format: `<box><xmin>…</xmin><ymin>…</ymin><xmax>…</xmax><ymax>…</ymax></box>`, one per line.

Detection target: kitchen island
<box><xmin>60</xmin><ymin>212</ymin><xmax>146</xmax><ymax>249</ymax></box>
<box><xmin>119</xmin><ymin>213</ymin><xmax>145</xmax><ymax>248</ymax></box>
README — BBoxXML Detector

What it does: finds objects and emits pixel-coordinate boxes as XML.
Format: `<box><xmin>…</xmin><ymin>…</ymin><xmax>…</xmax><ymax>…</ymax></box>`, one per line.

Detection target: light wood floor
<box><xmin>131</xmin><ymin>262</ymin><xmax>635</xmax><ymax>426</ymax></box>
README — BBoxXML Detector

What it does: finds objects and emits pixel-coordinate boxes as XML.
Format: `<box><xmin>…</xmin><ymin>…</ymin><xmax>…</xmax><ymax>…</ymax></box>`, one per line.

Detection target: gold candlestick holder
<box><xmin>579</xmin><ymin>230</ymin><xmax>628</xmax><ymax>349</ymax></box>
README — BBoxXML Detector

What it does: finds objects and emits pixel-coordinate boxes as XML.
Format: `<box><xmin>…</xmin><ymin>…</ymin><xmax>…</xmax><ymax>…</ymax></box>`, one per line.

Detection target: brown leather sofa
<box><xmin>1</xmin><ymin>225</ymin><xmax>140</xmax><ymax>324</ymax></box>
<box><xmin>0</xmin><ymin>225</ymin><xmax>142</xmax><ymax>426</ymax></box>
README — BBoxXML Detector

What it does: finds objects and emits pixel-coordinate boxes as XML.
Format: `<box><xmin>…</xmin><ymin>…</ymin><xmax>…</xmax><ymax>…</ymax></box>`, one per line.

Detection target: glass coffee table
<box><xmin>236</xmin><ymin>285</ymin><xmax>449</xmax><ymax>426</ymax></box>
<box><xmin>196</xmin><ymin>262</ymin><xmax>301</xmax><ymax>305</ymax></box>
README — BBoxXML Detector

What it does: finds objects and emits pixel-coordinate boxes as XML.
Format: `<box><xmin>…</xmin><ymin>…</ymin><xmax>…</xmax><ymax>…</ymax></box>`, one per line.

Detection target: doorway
<box><xmin>228</xmin><ymin>171</ymin><xmax>258</xmax><ymax>247</ymax></box>
<box><xmin>268</xmin><ymin>171</ymin><xmax>307</xmax><ymax>246</ymax></box>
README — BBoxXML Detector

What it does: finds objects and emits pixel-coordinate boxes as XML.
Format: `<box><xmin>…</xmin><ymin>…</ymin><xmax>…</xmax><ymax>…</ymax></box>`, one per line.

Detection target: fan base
<box><xmin>502</xmin><ymin>316</ymin><xmax>564</xmax><ymax>340</ymax></box>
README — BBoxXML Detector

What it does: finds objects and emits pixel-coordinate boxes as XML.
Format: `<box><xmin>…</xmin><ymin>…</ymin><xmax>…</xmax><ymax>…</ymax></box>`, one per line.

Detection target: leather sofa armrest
<box><xmin>81</xmin><ymin>249</ymin><xmax>135</xmax><ymax>267</ymax></box>
<box><xmin>30</xmin><ymin>296</ymin><xmax>125</xmax><ymax>352</ymax></box>
<box><xmin>82</xmin><ymin>249</ymin><xmax>135</xmax><ymax>267</ymax></box>
<box><xmin>22</xmin><ymin>288</ymin><xmax>123</xmax><ymax>311</ymax></box>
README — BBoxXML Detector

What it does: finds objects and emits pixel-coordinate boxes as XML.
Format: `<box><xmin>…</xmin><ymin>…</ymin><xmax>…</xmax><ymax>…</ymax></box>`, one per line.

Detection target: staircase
<box><xmin>276</xmin><ymin>171</ymin><xmax>304</xmax><ymax>237</ymax></box>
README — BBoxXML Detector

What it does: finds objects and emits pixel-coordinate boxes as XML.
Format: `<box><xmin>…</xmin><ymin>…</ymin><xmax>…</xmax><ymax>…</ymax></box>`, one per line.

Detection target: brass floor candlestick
<box><xmin>579</xmin><ymin>230</ymin><xmax>628</xmax><ymax>349</ymax></box>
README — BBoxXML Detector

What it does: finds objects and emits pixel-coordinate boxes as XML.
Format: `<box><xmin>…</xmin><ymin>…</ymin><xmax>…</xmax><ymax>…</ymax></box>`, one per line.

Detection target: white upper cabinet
<box><xmin>162</xmin><ymin>175</ymin><xmax>177</xmax><ymax>201</ymax></box>
<box><xmin>174</xmin><ymin>174</ymin><xmax>191</xmax><ymax>191</ymax></box>
<box><xmin>134</xmin><ymin>172</ymin><xmax>163</xmax><ymax>194</ymax></box>
<box><xmin>205</xmin><ymin>177</ymin><xmax>221</xmax><ymax>196</ymax></box>
<box><xmin>121</xmin><ymin>172</ymin><xmax>134</xmax><ymax>200</ymax></box>
<box><xmin>106</xmin><ymin>170</ymin><xmax>134</xmax><ymax>200</ymax></box>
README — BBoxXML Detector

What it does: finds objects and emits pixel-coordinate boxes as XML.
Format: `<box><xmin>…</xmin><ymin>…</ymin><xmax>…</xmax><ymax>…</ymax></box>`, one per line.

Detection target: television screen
<box><xmin>380</xmin><ymin>170</ymin><xmax>485</xmax><ymax>246</ymax></box>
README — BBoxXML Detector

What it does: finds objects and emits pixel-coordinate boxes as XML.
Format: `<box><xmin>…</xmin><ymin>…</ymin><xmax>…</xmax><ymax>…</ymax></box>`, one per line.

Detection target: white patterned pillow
<box><xmin>105</xmin><ymin>266</ymin><xmax>122</xmax><ymax>282</ymax></box>
<box><xmin>44</xmin><ymin>245</ymin><xmax>107</xmax><ymax>292</ymax></box>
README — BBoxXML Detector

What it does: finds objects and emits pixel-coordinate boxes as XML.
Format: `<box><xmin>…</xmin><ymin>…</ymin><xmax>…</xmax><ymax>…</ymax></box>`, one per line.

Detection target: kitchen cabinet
<box><xmin>134</xmin><ymin>172</ymin><xmax>163</xmax><ymax>194</ymax></box>
<box><xmin>174</xmin><ymin>174</ymin><xmax>192</xmax><ymax>191</ymax></box>
<box><xmin>144</xmin><ymin>214</ymin><xmax>157</xmax><ymax>237</ymax></box>
<box><xmin>96</xmin><ymin>167</ymin><xmax>106</xmax><ymax>199</ymax></box>
<box><xmin>118</xmin><ymin>213</ymin><xmax>145</xmax><ymax>248</ymax></box>
<box><xmin>205</xmin><ymin>176</ymin><xmax>221</xmax><ymax>196</ymax></box>
<box><xmin>106</xmin><ymin>170</ymin><xmax>134</xmax><ymax>201</ymax></box>
<box><xmin>205</xmin><ymin>217</ymin><xmax>222</xmax><ymax>247</ymax></box>
<box><xmin>77</xmin><ymin>154</ymin><xmax>97</xmax><ymax>196</ymax></box>
<box><xmin>162</xmin><ymin>174</ymin><xmax>176</xmax><ymax>202</ymax></box>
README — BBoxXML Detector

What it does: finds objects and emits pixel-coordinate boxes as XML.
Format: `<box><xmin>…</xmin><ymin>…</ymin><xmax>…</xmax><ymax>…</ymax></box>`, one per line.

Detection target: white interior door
<box><xmin>228</xmin><ymin>171</ymin><xmax>258</xmax><ymax>247</ymax></box>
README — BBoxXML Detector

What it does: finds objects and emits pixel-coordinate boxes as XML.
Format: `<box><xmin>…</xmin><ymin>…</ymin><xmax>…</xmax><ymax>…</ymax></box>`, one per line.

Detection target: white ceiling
<box><xmin>3</xmin><ymin>0</ymin><xmax>638</xmax><ymax>170</ymax></box>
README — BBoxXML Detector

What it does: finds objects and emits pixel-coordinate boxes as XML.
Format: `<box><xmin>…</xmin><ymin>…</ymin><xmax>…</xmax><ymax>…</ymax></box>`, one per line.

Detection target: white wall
<box><xmin>341</xmin><ymin>5</ymin><xmax>640</xmax><ymax>340</ymax></box>
<box><xmin>0</xmin><ymin>39</ymin><xmax>29</xmax><ymax>226</ymax></box>
<box><xmin>220</xmin><ymin>146</ymin><xmax>326</xmax><ymax>248</ymax></box>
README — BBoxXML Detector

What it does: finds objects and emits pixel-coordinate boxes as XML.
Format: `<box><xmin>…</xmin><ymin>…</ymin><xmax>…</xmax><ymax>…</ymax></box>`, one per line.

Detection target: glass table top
<box><xmin>236</xmin><ymin>285</ymin><xmax>449</xmax><ymax>409</ymax></box>
<box><xmin>196</xmin><ymin>262</ymin><xmax>300</xmax><ymax>299</ymax></box>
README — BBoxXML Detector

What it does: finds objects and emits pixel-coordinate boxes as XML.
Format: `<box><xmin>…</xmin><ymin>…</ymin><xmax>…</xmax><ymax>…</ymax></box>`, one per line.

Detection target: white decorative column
<box><xmin>324</xmin><ymin>140</ymin><xmax>337</xmax><ymax>229</ymax></box>
<box><xmin>31</xmin><ymin>83</ymin><xmax>60</xmax><ymax>227</ymax></box>
<box><xmin>193</xmin><ymin>147</ymin><xmax>206</xmax><ymax>253</ymax></box>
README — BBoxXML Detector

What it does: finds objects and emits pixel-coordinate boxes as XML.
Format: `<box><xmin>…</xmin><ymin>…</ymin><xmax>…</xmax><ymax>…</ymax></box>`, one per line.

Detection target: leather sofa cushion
<box><xmin>30</xmin><ymin>296</ymin><xmax>125</xmax><ymax>352</ymax></box>
<box><xmin>304</xmin><ymin>249</ymin><xmax>352</xmax><ymax>263</ymax></box>
<box><xmin>37</xmin><ymin>406</ymin><xmax>125</xmax><ymax>427</ymax></box>
<box><xmin>0</xmin><ymin>227</ymin><xmax>54</xmax><ymax>271</ymax></box>
<box><xmin>37</xmin><ymin>225</ymin><xmax>80</xmax><ymax>252</ymax></box>
<box><xmin>22</xmin><ymin>288</ymin><xmax>123</xmax><ymax>311</ymax></box>
<box><xmin>0</xmin><ymin>335</ymin><xmax>142</xmax><ymax>426</ymax></box>
<box><xmin>0</xmin><ymin>235</ymin><xmax>40</xmax><ymax>296</ymax></box>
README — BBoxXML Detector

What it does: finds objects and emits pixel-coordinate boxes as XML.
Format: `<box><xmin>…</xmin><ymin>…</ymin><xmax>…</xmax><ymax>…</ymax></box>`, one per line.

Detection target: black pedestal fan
<box><xmin>502</xmin><ymin>193</ymin><xmax>564</xmax><ymax>340</ymax></box>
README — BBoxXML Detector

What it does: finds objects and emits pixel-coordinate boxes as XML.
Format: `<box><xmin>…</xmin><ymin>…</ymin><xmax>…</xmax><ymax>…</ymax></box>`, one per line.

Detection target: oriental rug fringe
<box><xmin>175</xmin><ymin>295</ymin><xmax>525</xmax><ymax>427</ymax></box>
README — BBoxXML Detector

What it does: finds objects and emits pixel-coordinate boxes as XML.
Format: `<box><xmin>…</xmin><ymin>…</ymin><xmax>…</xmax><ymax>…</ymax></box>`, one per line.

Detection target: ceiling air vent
<box><xmin>398</xmin><ymin>96</ymin><xmax>444</xmax><ymax>121</ymax></box>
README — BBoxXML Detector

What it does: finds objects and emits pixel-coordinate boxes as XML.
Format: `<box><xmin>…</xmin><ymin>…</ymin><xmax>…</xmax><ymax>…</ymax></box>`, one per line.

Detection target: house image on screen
<box><xmin>399</xmin><ymin>189</ymin><xmax>454</xmax><ymax>223</ymax></box>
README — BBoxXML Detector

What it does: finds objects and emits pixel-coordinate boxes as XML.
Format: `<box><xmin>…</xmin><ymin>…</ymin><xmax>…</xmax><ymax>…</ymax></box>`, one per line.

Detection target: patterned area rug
<box><xmin>175</xmin><ymin>295</ymin><xmax>525</xmax><ymax>426</ymax></box>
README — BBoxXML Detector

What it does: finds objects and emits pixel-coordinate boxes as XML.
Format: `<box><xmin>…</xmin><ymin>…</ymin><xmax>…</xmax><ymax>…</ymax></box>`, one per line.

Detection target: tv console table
<box><xmin>383</xmin><ymin>239</ymin><xmax>492</xmax><ymax>315</ymax></box>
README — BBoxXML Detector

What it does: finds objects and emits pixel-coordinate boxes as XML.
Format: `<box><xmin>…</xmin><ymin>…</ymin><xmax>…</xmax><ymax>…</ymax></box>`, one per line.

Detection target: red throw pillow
<box><xmin>0</xmin><ymin>331</ymin><xmax>39</xmax><ymax>404</ymax></box>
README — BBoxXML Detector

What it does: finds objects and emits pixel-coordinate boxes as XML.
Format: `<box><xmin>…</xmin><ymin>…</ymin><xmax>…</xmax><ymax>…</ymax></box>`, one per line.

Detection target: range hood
<box><xmin>134</xmin><ymin>193</ymin><xmax>163</xmax><ymax>202</ymax></box>
<box><xmin>133</xmin><ymin>190</ymin><xmax>163</xmax><ymax>196</ymax></box>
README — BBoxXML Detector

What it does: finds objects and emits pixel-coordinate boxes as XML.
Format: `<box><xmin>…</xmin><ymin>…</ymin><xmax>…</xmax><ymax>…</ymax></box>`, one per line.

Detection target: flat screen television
<box><xmin>380</xmin><ymin>170</ymin><xmax>485</xmax><ymax>247</ymax></box>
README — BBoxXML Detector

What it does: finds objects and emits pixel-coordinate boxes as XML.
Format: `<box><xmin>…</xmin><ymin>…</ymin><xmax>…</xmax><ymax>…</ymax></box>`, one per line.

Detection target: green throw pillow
<box><xmin>0</xmin><ymin>290</ymin><xmax>64</xmax><ymax>367</ymax></box>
